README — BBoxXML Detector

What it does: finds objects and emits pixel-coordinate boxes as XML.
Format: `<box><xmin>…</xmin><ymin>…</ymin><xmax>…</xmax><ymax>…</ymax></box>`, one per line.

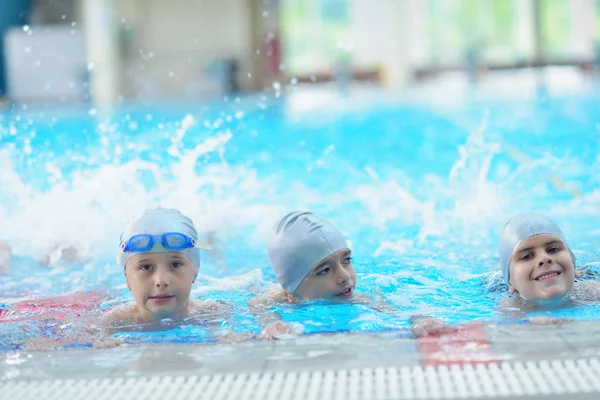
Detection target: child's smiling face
<box><xmin>508</xmin><ymin>234</ymin><xmax>579</xmax><ymax>300</ymax></box>
<box><xmin>292</xmin><ymin>249</ymin><xmax>356</xmax><ymax>300</ymax></box>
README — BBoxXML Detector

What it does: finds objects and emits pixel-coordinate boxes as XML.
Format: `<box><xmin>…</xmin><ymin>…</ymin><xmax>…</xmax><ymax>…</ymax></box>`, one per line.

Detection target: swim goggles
<box><xmin>120</xmin><ymin>232</ymin><xmax>210</xmax><ymax>253</ymax></box>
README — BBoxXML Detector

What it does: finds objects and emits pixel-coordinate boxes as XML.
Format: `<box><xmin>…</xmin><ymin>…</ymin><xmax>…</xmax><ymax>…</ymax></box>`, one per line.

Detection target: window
<box><xmin>280</xmin><ymin>0</ymin><xmax>350</xmax><ymax>74</ymax></box>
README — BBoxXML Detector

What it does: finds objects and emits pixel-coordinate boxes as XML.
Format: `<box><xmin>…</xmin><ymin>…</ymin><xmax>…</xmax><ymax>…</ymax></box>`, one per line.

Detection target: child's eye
<box><xmin>141</xmin><ymin>265</ymin><xmax>152</xmax><ymax>271</ymax></box>
<box><xmin>547</xmin><ymin>247</ymin><xmax>561</xmax><ymax>253</ymax></box>
<box><xmin>519</xmin><ymin>253</ymin><xmax>532</xmax><ymax>261</ymax></box>
<box><xmin>316</xmin><ymin>267</ymin><xmax>330</xmax><ymax>276</ymax></box>
<box><xmin>171</xmin><ymin>262</ymin><xmax>182</xmax><ymax>268</ymax></box>
<box><xmin>343</xmin><ymin>257</ymin><xmax>353</xmax><ymax>265</ymax></box>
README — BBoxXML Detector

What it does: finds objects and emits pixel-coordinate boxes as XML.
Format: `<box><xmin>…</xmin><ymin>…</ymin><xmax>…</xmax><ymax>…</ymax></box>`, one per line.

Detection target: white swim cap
<box><xmin>499</xmin><ymin>212</ymin><xmax>575</xmax><ymax>285</ymax></box>
<box><xmin>118</xmin><ymin>207</ymin><xmax>200</xmax><ymax>276</ymax></box>
<box><xmin>268</xmin><ymin>211</ymin><xmax>349</xmax><ymax>293</ymax></box>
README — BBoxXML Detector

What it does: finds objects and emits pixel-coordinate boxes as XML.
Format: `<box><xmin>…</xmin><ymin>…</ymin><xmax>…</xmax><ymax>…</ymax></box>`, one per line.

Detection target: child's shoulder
<box><xmin>189</xmin><ymin>299</ymin><xmax>231</xmax><ymax>313</ymax></box>
<box><xmin>247</xmin><ymin>289</ymin><xmax>291</xmax><ymax>310</ymax></box>
<box><xmin>103</xmin><ymin>303</ymin><xmax>139</xmax><ymax>324</ymax></box>
<box><xmin>573</xmin><ymin>280</ymin><xmax>600</xmax><ymax>302</ymax></box>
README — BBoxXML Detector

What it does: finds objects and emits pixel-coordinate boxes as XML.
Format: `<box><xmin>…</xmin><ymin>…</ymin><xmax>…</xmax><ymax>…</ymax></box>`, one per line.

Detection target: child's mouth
<box><xmin>535</xmin><ymin>271</ymin><xmax>561</xmax><ymax>281</ymax></box>
<box><xmin>149</xmin><ymin>295</ymin><xmax>175</xmax><ymax>303</ymax></box>
<box><xmin>335</xmin><ymin>287</ymin><xmax>353</xmax><ymax>297</ymax></box>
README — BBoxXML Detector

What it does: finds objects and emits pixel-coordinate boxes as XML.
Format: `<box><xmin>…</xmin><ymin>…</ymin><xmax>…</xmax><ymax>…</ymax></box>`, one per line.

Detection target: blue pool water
<box><xmin>1</xmin><ymin>87</ymin><xmax>600</xmax><ymax>349</ymax></box>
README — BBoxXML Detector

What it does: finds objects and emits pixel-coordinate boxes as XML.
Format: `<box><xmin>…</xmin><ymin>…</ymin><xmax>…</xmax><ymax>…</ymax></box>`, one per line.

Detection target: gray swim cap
<box><xmin>118</xmin><ymin>208</ymin><xmax>200</xmax><ymax>276</ymax></box>
<box><xmin>268</xmin><ymin>211</ymin><xmax>349</xmax><ymax>293</ymax></box>
<box><xmin>499</xmin><ymin>212</ymin><xmax>575</xmax><ymax>285</ymax></box>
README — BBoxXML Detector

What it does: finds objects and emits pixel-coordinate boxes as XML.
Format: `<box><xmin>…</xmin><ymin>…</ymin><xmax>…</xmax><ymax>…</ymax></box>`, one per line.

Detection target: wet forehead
<box><xmin>127</xmin><ymin>251</ymin><xmax>188</xmax><ymax>264</ymax></box>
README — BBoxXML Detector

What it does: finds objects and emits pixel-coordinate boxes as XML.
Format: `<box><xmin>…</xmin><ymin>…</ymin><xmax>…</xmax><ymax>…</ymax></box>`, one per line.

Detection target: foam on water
<box><xmin>1</xmin><ymin>90</ymin><xmax>600</xmax><ymax>348</ymax></box>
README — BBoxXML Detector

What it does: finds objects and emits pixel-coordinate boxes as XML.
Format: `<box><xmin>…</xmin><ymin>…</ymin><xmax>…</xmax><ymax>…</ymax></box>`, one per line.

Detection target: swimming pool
<box><xmin>1</xmin><ymin>82</ymin><xmax>600</xmax><ymax>349</ymax></box>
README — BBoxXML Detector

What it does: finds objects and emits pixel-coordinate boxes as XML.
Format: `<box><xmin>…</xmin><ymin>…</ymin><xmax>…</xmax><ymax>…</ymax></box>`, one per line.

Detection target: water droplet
<box><xmin>89</xmin><ymin>108</ymin><xmax>97</xmax><ymax>116</ymax></box>
<box><xmin>290</xmin><ymin>77</ymin><xmax>298</xmax><ymax>85</ymax></box>
<box><xmin>22</xmin><ymin>25</ymin><xmax>29</xmax><ymax>32</ymax></box>
<box><xmin>262</xmin><ymin>10</ymin><xmax>269</xmax><ymax>17</ymax></box>
<box><xmin>87</xmin><ymin>63</ymin><xmax>94</xmax><ymax>71</ymax></box>
<box><xmin>272</xmin><ymin>81</ymin><xmax>281</xmax><ymax>91</ymax></box>
<box><xmin>24</xmin><ymin>47</ymin><xmax>31</xmax><ymax>53</ymax></box>
<box><xmin>247</xmin><ymin>72</ymin><xmax>252</xmax><ymax>78</ymax></box>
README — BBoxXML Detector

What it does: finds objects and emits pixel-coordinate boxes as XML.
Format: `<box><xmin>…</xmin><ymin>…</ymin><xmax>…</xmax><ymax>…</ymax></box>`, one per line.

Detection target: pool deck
<box><xmin>2</xmin><ymin>319</ymin><xmax>600</xmax><ymax>382</ymax></box>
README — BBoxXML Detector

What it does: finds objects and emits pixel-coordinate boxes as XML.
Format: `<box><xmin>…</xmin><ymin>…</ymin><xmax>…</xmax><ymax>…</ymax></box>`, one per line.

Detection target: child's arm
<box><xmin>573</xmin><ymin>280</ymin><xmax>600</xmax><ymax>301</ymax></box>
<box><xmin>497</xmin><ymin>296</ymin><xmax>571</xmax><ymax>324</ymax></box>
<box><xmin>350</xmin><ymin>290</ymin><xmax>397</xmax><ymax>313</ymax></box>
<box><xmin>410</xmin><ymin>315</ymin><xmax>456</xmax><ymax>338</ymax></box>
<box><xmin>247</xmin><ymin>288</ymin><xmax>289</xmax><ymax>323</ymax></box>
<box><xmin>18</xmin><ymin>313</ymin><xmax>124</xmax><ymax>351</ymax></box>
<box><xmin>247</xmin><ymin>289</ymin><xmax>302</xmax><ymax>339</ymax></box>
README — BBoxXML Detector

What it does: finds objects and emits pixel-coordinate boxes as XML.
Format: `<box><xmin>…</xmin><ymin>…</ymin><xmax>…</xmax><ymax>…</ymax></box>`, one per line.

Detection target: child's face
<box><xmin>125</xmin><ymin>251</ymin><xmax>196</xmax><ymax>321</ymax></box>
<box><xmin>508</xmin><ymin>234</ymin><xmax>578</xmax><ymax>300</ymax></box>
<box><xmin>293</xmin><ymin>249</ymin><xmax>356</xmax><ymax>300</ymax></box>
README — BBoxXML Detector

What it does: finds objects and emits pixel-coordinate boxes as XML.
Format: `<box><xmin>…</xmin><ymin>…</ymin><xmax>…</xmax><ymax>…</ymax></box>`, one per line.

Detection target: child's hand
<box><xmin>257</xmin><ymin>321</ymin><xmax>296</xmax><ymax>340</ymax></box>
<box><xmin>23</xmin><ymin>338</ymin><xmax>60</xmax><ymax>351</ymax></box>
<box><xmin>412</xmin><ymin>318</ymin><xmax>456</xmax><ymax>338</ymax></box>
<box><xmin>218</xmin><ymin>332</ymin><xmax>253</xmax><ymax>344</ymax></box>
<box><xmin>93</xmin><ymin>338</ymin><xmax>125</xmax><ymax>349</ymax></box>
<box><xmin>528</xmin><ymin>316</ymin><xmax>572</xmax><ymax>325</ymax></box>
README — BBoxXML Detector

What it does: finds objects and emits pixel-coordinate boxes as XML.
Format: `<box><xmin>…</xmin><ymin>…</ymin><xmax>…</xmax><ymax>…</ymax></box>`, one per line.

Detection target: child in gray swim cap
<box><xmin>497</xmin><ymin>212</ymin><xmax>600</xmax><ymax>319</ymax></box>
<box><xmin>500</xmin><ymin>212</ymin><xmax>580</xmax><ymax>303</ymax></box>
<box><xmin>106</xmin><ymin>207</ymin><xmax>224</xmax><ymax>326</ymax></box>
<box><xmin>269</xmin><ymin>211</ymin><xmax>355</xmax><ymax>301</ymax></box>
<box><xmin>253</xmin><ymin>211</ymin><xmax>456</xmax><ymax>339</ymax></box>
<box><xmin>249</xmin><ymin>211</ymin><xmax>356</xmax><ymax>338</ymax></box>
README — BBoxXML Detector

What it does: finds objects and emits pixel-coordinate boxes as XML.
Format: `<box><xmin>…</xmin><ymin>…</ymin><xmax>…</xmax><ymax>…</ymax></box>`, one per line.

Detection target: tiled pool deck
<box><xmin>2</xmin><ymin>320</ymin><xmax>600</xmax><ymax>399</ymax></box>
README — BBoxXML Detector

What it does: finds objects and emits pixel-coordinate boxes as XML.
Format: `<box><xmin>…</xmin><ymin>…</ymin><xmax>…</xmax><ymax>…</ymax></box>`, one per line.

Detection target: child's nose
<box><xmin>336</xmin><ymin>265</ymin><xmax>351</xmax><ymax>284</ymax></box>
<box><xmin>538</xmin><ymin>255</ymin><xmax>553</xmax><ymax>267</ymax></box>
<box><xmin>154</xmin><ymin>268</ymin><xmax>170</xmax><ymax>287</ymax></box>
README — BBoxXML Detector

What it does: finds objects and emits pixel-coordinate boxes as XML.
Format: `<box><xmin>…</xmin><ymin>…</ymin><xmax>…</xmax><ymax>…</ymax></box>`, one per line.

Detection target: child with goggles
<box><xmin>105</xmin><ymin>207</ymin><xmax>227</xmax><ymax>328</ymax></box>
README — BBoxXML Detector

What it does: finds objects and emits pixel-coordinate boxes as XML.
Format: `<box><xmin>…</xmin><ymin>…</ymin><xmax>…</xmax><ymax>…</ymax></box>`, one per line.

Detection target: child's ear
<box><xmin>124</xmin><ymin>269</ymin><xmax>132</xmax><ymax>291</ymax></box>
<box><xmin>508</xmin><ymin>281</ymin><xmax>517</xmax><ymax>295</ymax></box>
<box><xmin>575</xmin><ymin>269</ymin><xmax>581</xmax><ymax>279</ymax></box>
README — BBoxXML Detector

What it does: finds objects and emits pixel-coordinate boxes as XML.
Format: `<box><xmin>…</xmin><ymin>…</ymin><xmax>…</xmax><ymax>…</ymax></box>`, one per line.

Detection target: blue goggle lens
<box><xmin>122</xmin><ymin>232</ymin><xmax>195</xmax><ymax>252</ymax></box>
<box><xmin>163</xmin><ymin>233</ymin><xmax>188</xmax><ymax>249</ymax></box>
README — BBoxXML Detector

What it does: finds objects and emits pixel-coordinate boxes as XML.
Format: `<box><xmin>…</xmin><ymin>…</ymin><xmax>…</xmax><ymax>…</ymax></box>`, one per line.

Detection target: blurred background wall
<box><xmin>1</xmin><ymin>0</ymin><xmax>600</xmax><ymax>107</ymax></box>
